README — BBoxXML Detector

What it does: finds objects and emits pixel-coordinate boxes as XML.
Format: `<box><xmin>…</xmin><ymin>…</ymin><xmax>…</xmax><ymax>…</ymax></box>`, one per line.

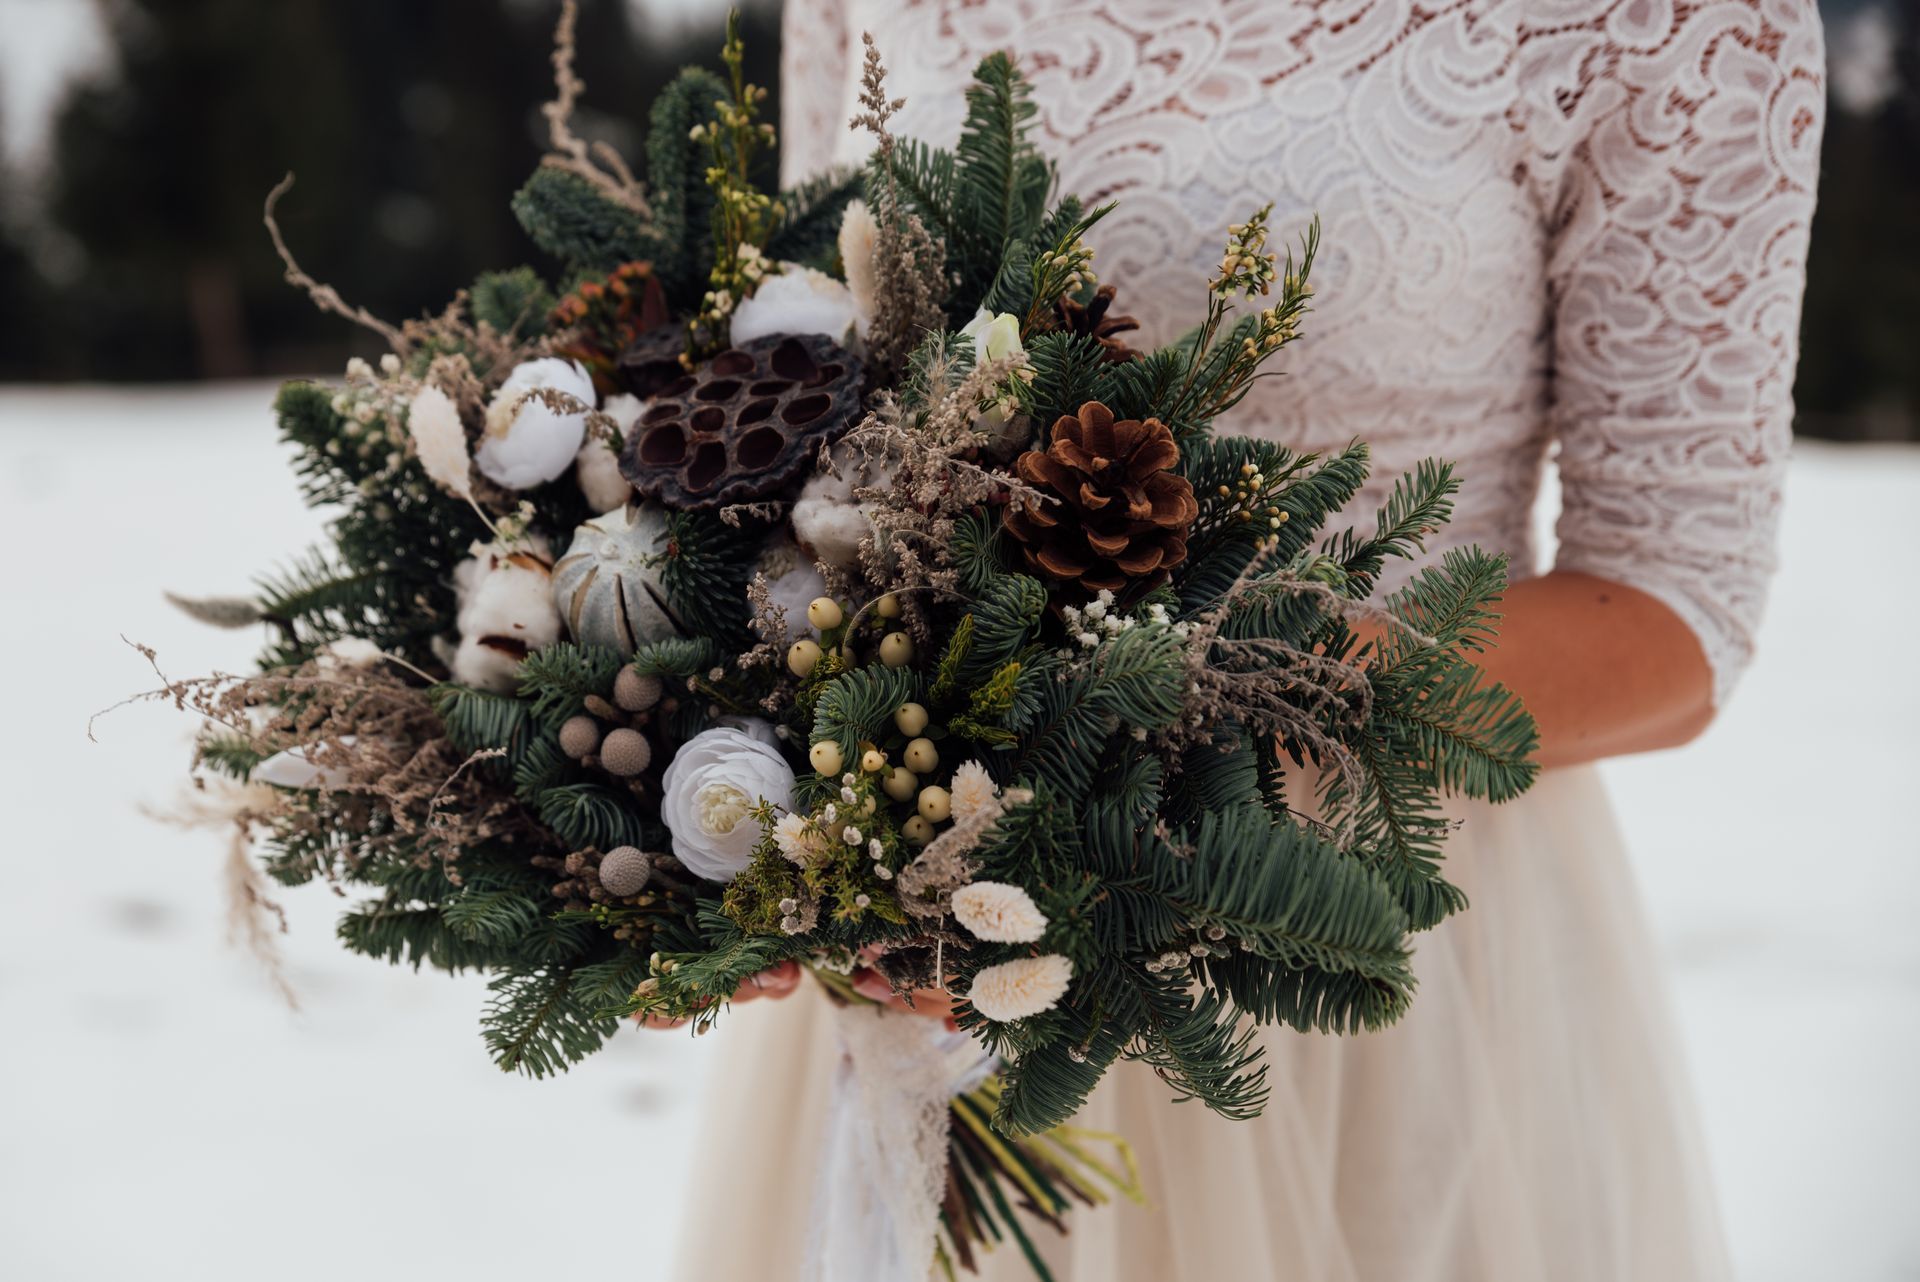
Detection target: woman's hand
<box><xmin>633</xmin><ymin>958</ymin><xmax>803</xmax><ymax>1030</ymax></box>
<box><xmin>850</xmin><ymin>967</ymin><xmax>960</xmax><ymax>1029</ymax></box>
<box><xmin>849</xmin><ymin>944</ymin><xmax>961</xmax><ymax>1029</ymax></box>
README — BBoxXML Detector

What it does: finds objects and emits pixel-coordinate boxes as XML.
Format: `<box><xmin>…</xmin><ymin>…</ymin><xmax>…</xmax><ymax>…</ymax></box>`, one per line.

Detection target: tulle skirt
<box><xmin>667</xmin><ymin>765</ymin><xmax>1732</xmax><ymax>1282</ymax></box>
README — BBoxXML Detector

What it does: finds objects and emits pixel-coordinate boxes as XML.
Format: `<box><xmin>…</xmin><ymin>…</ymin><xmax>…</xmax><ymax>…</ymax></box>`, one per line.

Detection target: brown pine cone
<box><xmin>1005</xmin><ymin>401</ymin><xmax>1198</xmax><ymax>593</ymax></box>
<box><xmin>1053</xmin><ymin>285</ymin><xmax>1143</xmax><ymax>363</ymax></box>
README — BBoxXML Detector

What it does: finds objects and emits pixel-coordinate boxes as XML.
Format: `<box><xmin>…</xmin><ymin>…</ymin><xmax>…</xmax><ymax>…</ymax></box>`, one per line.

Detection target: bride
<box><xmin>665</xmin><ymin>1</ymin><xmax>1825</xmax><ymax>1278</ymax></box>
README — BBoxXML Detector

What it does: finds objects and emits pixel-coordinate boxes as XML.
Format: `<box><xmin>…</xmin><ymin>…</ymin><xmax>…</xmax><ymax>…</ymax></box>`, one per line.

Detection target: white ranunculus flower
<box><xmin>729</xmin><ymin>264</ymin><xmax>860</xmax><ymax>346</ymax></box>
<box><xmin>477</xmin><ymin>358</ymin><xmax>596</xmax><ymax>489</ymax></box>
<box><xmin>660</xmin><ymin>726</ymin><xmax>797</xmax><ymax>882</ymax></box>
<box><xmin>951</xmin><ymin>880</ymin><xmax>1049</xmax><ymax>944</ymax></box>
<box><xmin>961</xmin><ymin>308</ymin><xmax>1025</xmax><ymax>365</ymax></box>
<box><xmin>967</xmin><ymin>954</ymin><xmax>1073</xmax><ymax>1022</ymax></box>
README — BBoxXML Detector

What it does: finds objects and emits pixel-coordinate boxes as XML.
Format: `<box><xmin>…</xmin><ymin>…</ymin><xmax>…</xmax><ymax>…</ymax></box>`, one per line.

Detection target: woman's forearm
<box><xmin>1471</xmin><ymin>570</ymin><xmax>1715</xmax><ymax>769</ymax></box>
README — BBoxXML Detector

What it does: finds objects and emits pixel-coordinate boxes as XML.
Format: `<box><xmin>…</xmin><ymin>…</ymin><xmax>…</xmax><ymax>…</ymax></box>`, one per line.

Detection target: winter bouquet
<box><xmin>140</xmin><ymin>7</ymin><xmax>1537</xmax><ymax>1279</ymax></box>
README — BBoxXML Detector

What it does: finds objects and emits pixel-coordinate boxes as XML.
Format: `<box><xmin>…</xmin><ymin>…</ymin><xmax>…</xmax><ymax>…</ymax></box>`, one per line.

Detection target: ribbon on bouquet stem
<box><xmin>803</xmin><ymin>996</ymin><xmax>998</xmax><ymax>1282</ymax></box>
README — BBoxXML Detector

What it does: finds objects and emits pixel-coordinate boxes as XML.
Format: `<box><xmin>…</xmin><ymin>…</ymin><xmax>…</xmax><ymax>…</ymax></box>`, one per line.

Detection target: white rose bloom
<box><xmin>477</xmin><ymin>358</ymin><xmax>596</xmax><ymax>489</ymax></box>
<box><xmin>961</xmin><ymin>308</ymin><xmax>1025</xmax><ymax>365</ymax></box>
<box><xmin>959</xmin><ymin>309</ymin><xmax>1033</xmax><ymax>457</ymax></box>
<box><xmin>951</xmin><ymin>880</ymin><xmax>1049</xmax><ymax>944</ymax></box>
<box><xmin>574</xmin><ymin>392</ymin><xmax>640</xmax><ymax>513</ymax></box>
<box><xmin>729</xmin><ymin>264</ymin><xmax>860</xmax><ymax>346</ymax></box>
<box><xmin>660</xmin><ymin>726</ymin><xmax>797</xmax><ymax>882</ymax></box>
<box><xmin>967</xmin><ymin>954</ymin><xmax>1073</xmax><ymax>1022</ymax></box>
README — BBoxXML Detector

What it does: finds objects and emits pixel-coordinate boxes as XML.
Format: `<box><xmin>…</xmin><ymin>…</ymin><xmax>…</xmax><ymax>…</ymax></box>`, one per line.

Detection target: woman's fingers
<box><xmin>850</xmin><ymin>967</ymin><xmax>960</xmax><ymax>1029</ymax></box>
<box><xmin>734</xmin><ymin>960</ymin><xmax>802</xmax><ymax>1003</ymax></box>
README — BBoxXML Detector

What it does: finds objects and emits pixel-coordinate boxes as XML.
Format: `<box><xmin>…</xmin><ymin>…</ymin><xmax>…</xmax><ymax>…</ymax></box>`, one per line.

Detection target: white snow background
<box><xmin>0</xmin><ymin>383</ymin><xmax>1915</xmax><ymax>1281</ymax></box>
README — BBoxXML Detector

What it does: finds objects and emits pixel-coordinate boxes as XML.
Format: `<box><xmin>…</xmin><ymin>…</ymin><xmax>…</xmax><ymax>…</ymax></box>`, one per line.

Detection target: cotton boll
<box><xmin>574</xmin><ymin>436</ymin><xmax>632</xmax><ymax>512</ymax></box>
<box><xmin>477</xmin><ymin>358</ymin><xmax>596</xmax><ymax>489</ymax></box>
<box><xmin>451</xmin><ymin>539</ymin><xmax>559</xmax><ymax>691</ymax></box>
<box><xmin>791</xmin><ymin>470</ymin><xmax>872</xmax><ymax>569</ymax></box>
<box><xmin>451</xmin><ymin>633</ymin><xmax>528</xmax><ymax>692</ymax></box>
<box><xmin>967</xmin><ymin>955</ymin><xmax>1073</xmax><ymax>1022</ymax></box>
<box><xmin>729</xmin><ymin>265</ymin><xmax>859</xmax><ymax>346</ymax></box>
<box><xmin>574</xmin><ymin>392</ymin><xmax>641</xmax><ymax>512</ymax></box>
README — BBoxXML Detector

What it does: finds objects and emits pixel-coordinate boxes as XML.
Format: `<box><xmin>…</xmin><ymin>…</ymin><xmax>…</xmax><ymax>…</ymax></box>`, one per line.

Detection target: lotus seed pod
<box><xmin>788</xmin><ymin>638</ymin><xmax>823</xmax><ymax>678</ymax></box>
<box><xmin>894</xmin><ymin>702</ymin><xmax>929</xmax><ymax>737</ymax></box>
<box><xmin>600</xmin><ymin>727</ymin><xmax>653</xmax><ymax>777</ymax></box>
<box><xmin>558</xmin><ymin>715</ymin><xmax>602</xmax><ymax>760</ymax></box>
<box><xmin>809</xmin><ymin>739</ymin><xmax>844</xmax><ymax>776</ymax></box>
<box><xmin>917</xmin><ymin>785</ymin><xmax>952</xmax><ymax>823</ymax></box>
<box><xmin>878</xmin><ymin>632</ymin><xmax>914</xmax><ymax>667</ymax></box>
<box><xmin>614</xmin><ymin>667</ymin><xmax>663</xmax><ymax>712</ymax></box>
<box><xmin>903</xmin><ymin>815</ymin><xmax>934</xmax><ymax>844</ymax></box>
<box><xmin>903</xmin><ymin>737</ymin><xmax>938</xmax><ymax>774</ymax></box>
<box><xmin>860</xmin><ymin>748</ymin><xmax>887</xmax><ymax>774</ymax></box>
<box><xmin>875</xmin><ymin>594</ymin><xmax>901</xmax><ymax>619</ymax></box>
<box><xmin>883</xmin><ymin>766</ymin><xmax>918</xmax><ymax>802</ymax></box>
<box><xmin>599</xmin><ymin>846</ymin><xmax>653</xmax><ymax>896</ymax></box>
<box><xmin>806</xmin><ymin>597</ymin><xmax>844</xmax><ymax>631</ymax></box>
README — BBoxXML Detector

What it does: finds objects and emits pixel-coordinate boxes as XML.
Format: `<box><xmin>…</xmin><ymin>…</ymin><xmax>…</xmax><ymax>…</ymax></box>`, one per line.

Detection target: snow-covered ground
<box><xmin>0</xmin><ymin>382</ymin><xmax>1915</xmax><ymax>1281</ymax></box>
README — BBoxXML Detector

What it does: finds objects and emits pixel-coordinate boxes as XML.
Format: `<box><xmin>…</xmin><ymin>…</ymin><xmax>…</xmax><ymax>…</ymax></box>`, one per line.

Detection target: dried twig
<box><xmin>262</xmin><ymin>174</ymin><xmax>410</xmax><ymax>351</ymax></box>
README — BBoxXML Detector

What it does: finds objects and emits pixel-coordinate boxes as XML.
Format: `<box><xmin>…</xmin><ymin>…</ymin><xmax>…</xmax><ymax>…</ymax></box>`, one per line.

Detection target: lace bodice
<box><xmin>780</xmin><ymin>0</ymin><xmax>1824</xmax><ymax>701</ymax></box>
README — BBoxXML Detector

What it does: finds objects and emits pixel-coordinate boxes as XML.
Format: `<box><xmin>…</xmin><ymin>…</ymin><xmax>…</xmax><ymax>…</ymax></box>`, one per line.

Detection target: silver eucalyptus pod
<box><xmin>550</xmin><ymin>502</ymin><xmax>685</xmax><ymax>652</ymax></box>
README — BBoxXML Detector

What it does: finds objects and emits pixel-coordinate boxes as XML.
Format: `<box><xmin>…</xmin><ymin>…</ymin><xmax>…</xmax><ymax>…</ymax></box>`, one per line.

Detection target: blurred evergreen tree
<box><xmin>33</xmin><ymin>0</ymin><xmax>779</xmax><ymax>380</ymax></box>
<box><xmin>1796</xmin><ymin>1</ymin><xmax>1918</xmax><ymax>441</ymax></box>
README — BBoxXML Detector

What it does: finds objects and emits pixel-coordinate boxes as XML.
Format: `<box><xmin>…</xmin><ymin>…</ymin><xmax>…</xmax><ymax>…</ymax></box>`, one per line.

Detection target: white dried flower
<box><xmin>405</xmin><ymin>383</ymin><xmax>473</xmax><ymax>501</ymax></box>
<box><xmin>967</xmin><ymin>954</ymin><xmax>1072</xmax><ymax>1022</ymax></box>
<box><xmin>316</xmin><ymin>637</ymin><xmax>385</xmax><ymax>672</ymax></box>
<box><xmin>837</xmin><ymin>199</ymin><xmax>878</xmax><ymax>332</ymax></box>
<box><xmin>773</xmin><ymin>812</ymin><xmax>826</xmax><ymax>867</ymax></box>
<box><xmin>948</xmin><ymin>760</ymin><xmax>1000</xmax><ymax>827</ymax></box>
<box><xmin>950</xmin><ymin>880</ymin><xmax>1049</xmax><ymax>944</ymax></box>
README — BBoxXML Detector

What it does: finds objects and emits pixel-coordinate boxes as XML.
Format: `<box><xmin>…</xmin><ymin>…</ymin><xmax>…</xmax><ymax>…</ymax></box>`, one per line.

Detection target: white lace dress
<box><xmin>669</xmin><ymin>2</ymin><xmax>1825</xmax><ymax>1278</ymax></box>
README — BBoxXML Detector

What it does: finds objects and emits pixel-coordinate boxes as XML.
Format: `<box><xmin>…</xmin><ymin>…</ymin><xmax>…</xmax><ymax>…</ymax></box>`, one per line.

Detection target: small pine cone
<box><xmin>1052</xmin><ymin>285</ymin><xmax>1143</xmax><ymax>363</ymax></box>
<box><xmin>599</xmin><ymin>727</ymin><xmax>653</xmax><ymax>777</ymax></box>
<box><xmin>1004</xmin><ymin>401</ymin><xmax>1198</xmax><ymax>593</ymax></box>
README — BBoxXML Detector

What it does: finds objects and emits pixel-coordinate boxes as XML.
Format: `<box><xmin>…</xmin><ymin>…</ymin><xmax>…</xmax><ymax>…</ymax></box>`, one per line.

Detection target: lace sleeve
<box><xmin>779</xmin><ymin>0</ymin><xmax>855</xmax><ymax>186</ymax></box>
<box><xmin>1520</xmin><ymin>0</ymin><xmax>1825</xmax><ymax>703</ymax></box>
